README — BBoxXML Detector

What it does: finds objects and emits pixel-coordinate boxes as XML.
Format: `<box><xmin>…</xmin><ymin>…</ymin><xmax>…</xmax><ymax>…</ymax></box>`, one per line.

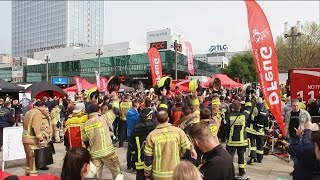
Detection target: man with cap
<box><xmin>130</xmin><ymin>108</ymin><xmax>157</xmax><ymax>180</ymax></box>
<box><xmin>64</xmin><ymin>102</ymin><xmax>88</xmax><ymax>150</ymax></box>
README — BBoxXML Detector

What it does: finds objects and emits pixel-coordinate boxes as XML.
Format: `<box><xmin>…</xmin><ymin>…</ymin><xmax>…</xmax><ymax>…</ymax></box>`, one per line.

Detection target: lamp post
<box><xmin>96</xmin><ymin>46</ymin><xmax>104</xmax><ymax>74</ymax></box>
<box><xmin>284</xmin><ymin>21</ymin><xmax>302</xmax><ymax>68</ymax></box>
<box><xmin>174</xmin><ymin>40</ymin><xmax>178</xmax><ymax>80</ymax></box>
<box><xmin>45</xmin><ymin>53</ymin><xmax>50</xmax><ymax>82</ymax></box>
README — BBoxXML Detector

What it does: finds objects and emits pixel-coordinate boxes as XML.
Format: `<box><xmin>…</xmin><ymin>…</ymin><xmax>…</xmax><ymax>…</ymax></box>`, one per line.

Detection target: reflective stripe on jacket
<box><xmin>226</xmin><ymin>112</ymin><xmax>248</xmax><ymax>147</ymax></box>
<box><xmin>83</xmin><ymin>112</ymin><xmax>115</xmax><ymax>158</ymax></box>
<box><xmin>144</xmin><ymin>123</ymin><xmax>190</xmax><ymax>179</ymax></box>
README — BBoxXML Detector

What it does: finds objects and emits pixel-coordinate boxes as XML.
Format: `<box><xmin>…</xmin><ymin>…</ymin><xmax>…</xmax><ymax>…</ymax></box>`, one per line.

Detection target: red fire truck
<box><xmin>286</xmin><ymin>68</ymin><xmax>320</xmax><ymax>103</ymax></box>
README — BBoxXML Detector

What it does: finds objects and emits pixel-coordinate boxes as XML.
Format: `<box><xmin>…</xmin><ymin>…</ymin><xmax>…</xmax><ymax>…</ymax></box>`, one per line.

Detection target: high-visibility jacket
<box><xmin>144</xmin><ymin>123</ymin><xmax>190</xmax><ymax>179</ymax></box>
<box><xmin>201</xmin><ymin>118</ymin><xmax>221</xmax><ymax>143</ymax></box>
<box><xmin>245</xmin><ymin>105</ymin><xmax>269</xmax><ymax>136</ymax></box>
<box><xmin>226</xmin><ymin>111</ymin><xmax>249</xmax><ymax>147</ymax></box>
<box><xmin>131</xmin><ymin>121</ymin><xmax>156</xmax><ymax>170</ymax></box>
<box><xmin>50</xmin><ymin>107</ymin><xmax>60</xmax><ymax>126</ymax></box>
<box><xmin>64</xmin><ymin>113</ymin><xmax>88</xmax><ymax>148</ymax></box>
<box><xmin>83</xmin><ymin>112</ymin><xmax>115</xmax><ymax>158</ymax></box>
<box><xmin>119</xmin><ymin>100</ymin><xmax>132</xmax><ymax>120</ymax></box>
<box><xmin>178</xmin><ymin>114</ymin><xmax>199</xmax><ymax>134</ymax></box>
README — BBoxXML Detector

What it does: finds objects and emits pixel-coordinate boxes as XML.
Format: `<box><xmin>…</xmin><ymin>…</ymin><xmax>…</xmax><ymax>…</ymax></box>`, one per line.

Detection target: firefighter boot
<box><xmin>239</xmin><ymin>168</ymin><xmax>246</xmax><ymax>176</ymax></box>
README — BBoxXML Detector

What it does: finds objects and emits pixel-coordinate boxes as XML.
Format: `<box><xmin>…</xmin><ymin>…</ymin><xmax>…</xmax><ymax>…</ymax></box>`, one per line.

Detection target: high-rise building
<box><xmin>12</xmin><ymin>1</ymin><xmax>104</xmax><ymax>58</ymax></box>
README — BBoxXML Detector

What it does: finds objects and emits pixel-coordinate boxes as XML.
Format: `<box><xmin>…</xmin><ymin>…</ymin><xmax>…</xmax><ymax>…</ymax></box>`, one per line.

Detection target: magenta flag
<box><xmin>185</xmin><ymin>42</ymin><xmax>195</xmax><ymax>75</ymax></box>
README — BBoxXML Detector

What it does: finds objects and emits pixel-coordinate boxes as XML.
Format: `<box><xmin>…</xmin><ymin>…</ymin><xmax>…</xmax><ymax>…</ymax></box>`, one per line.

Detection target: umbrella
<box><xmin>0</xmin><ymin>78</ymin><xmax>24</xmax><ymax>92</ymax></box>
<box><xmin>25</xmin><ymin>81</ymin><xmax>67</xmax><ymax>99</ymax></box>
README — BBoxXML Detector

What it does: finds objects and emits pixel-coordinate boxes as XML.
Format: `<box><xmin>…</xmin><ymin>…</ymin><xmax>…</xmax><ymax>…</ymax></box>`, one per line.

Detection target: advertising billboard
<box><xmin>12</xmin><ymin>57</ymin><xmax>23</xmax><ymax>79</ymax></box>
<box><xmin>150</xmin><ymin>41</ymin><xmax>168</xmax><ymax>50</ymax></box>
<box><xmin>51</xmin><ymin>76</ymin><xmax>69</xmax><ymax>85</ymax></box>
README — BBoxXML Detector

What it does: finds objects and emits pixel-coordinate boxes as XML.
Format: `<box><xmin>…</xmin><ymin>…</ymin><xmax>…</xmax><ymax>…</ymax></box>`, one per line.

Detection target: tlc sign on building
<box><xmin>208</xmin><ymin>44</ymin><xmax>228</xmax><ymax>53</ymax></box>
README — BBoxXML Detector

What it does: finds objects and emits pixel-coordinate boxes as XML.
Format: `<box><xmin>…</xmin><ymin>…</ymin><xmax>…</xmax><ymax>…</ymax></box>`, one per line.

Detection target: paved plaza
<box><xmin>1</xmin><ymin>141</ymin><xmax>293</xmax><ymax>180</ymax></box>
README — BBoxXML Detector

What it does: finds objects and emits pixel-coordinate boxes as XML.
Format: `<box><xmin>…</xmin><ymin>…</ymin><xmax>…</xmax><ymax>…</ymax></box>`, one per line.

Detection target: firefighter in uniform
<box><xmin>246</xmin><ymin>97</ymin><xmax>269</xmax><ymax>164</ymax></box>
<box><xmin>189</xmin><ymin>80</ymin><xmax>203</xmax><ymax>118</ymax></box>
<box><xmin>50</xmin><ymin>103</ymin><xmax>61</xmax><ymax>143</ymax></box>
<box><xmin>64</xmin><ymin>102</ymin><xmax>88</xmax><ymax>149</ymax></box>
<box><xmin>83</xmin><ymin>104</ymin><xmax>121</xmax><ymax>180</ymax></box>
<box><xmin>22</xmin><ymin>101</ymin><xmax>48</xmax><ymax>176</ymax></box>
<box><xmin>156</xmin><ymin>76</ymin><xmax>172</xmax><ymax>111</ymax></box>
<box><xmin>119</xmin><ymin>95</ymin><xmax>132</xmax><ymax>147</ymax></box>
<box><xmin>226</xmin><ymin>101</ymin><xmax>250</xmax><ymax>176</ymax></box>
<box><xmin>144</xmin><ymin>111</ymin><xmax>190</xmax><ymax>180</ymax></box>
<box><xmin>131</xmin><ymin>108</ymin><xmax>157</xmax><ymax>180</ymax></box>
<box><xmin>200</xmin><ymin>107</ymin><xmax>221</xmax><ymax>143</ymax></box>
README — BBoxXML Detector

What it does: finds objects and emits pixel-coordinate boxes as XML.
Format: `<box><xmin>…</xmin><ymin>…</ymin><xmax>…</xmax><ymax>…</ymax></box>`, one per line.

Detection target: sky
<box><xmin>0</xmin><ymin>1</ymin><xmax>319</xmax><ymax>55</ymax></box>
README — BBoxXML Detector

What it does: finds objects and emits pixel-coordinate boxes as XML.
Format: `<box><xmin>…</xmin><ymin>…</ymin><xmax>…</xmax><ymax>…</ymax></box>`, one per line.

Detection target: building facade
<box><xmin>33</xmin><ymin>42</ymin><xmax>145</xmax><ymax>63</ymax></box>
<box><xmin>12</xmin><ymin>1</ymin><xmax>104</xmax><ymax>58</ymax></box>
<box><xmin>25</xmin><ymin>50</ymin><xmax>219</xmax><ymax>89</ymax></box>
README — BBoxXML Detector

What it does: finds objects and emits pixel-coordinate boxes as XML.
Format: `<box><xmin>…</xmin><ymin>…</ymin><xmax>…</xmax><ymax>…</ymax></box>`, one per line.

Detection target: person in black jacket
<box><xmin>130</xmin><ymin>108</ymin><xmax>157</xmax><ymax>180</ymax></box>
<box><xmin>288</xmin><ymin>121</ymin><xmax>320</xmax><ymax>180</ymax></box>
<box><xmin>0</xmin><ymin>101</ymin><xmax>14</xmax><ymax>150</ymax></box>
<box><xmin>189</xmin><ymin>122</ymin><xmax>235</xmax><ymax>180</ymax></box>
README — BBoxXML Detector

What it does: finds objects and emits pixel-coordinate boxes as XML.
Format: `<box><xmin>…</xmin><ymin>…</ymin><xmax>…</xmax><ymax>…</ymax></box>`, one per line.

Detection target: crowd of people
<box><xmin>0</xmin><ymin>77</ymin><xmax>320</xmax><ymax>180</ymax></box>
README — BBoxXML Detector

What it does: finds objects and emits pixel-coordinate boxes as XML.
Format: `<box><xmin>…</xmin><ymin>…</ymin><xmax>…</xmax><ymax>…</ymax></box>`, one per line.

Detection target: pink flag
<box><xmin>185</xmin><ymin>42</ymin><xmax>195</xmax><ymax>75</ymax></box>
<box><xmin>95</xmin><ymin>71</ymin><xmax>101</xmax><ymax>88</ymax></box>
<box><xmin>101</xmin><ymin>77</ymin><xmax>108</xmax><ymax>93</ymax></box>
<box><xmin>74</xmin><ymin>76</ymin><xmax>83</xmax><ymax>93</ymax></box>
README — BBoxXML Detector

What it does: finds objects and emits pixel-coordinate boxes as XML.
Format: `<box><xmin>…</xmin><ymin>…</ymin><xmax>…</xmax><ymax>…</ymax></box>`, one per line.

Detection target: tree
<box><xmin>223</xmin><ymin>52</ymin><xmax>257</xmax><ymax>83</ymax></box>
<box><xmin>276</xmin><ymin>21</ymin><xmax>320</xmax><ymax>72</ymax></box>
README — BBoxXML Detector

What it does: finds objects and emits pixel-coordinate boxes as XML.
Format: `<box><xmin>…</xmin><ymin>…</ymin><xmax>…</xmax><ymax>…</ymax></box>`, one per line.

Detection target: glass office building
<box><xmin>25</xmin><ymin>51</ymin><xmax>220</xmax><ymax>88</ymax></box>
<box><xmin>12</xmin><ymin>1</ymin><xmax>104</xmax><ymax>58</ymax></box>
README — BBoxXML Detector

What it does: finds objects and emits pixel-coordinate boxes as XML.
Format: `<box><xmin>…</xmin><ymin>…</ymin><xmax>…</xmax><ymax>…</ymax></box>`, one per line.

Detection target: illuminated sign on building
<box><xmin>150</xmin><ymin>41</ymin><xmax>168</xmax><ymax>50</ymax></box>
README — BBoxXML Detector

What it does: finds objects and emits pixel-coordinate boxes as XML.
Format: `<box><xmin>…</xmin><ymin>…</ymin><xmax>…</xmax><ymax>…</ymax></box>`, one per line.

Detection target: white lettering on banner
<box><xmin>260</xmin><ymin>46</ymin><xmax>279</xmax><ymax>105</ymax></box>
<box><xmin>154</xmin><ymin>58</ymin><xmax>161</xmax><ymax>82</ymax></box>
<box><xmin>308</xmin><ymin>85</ymin><xmax>320</xmax><ymax>89</ymax></box>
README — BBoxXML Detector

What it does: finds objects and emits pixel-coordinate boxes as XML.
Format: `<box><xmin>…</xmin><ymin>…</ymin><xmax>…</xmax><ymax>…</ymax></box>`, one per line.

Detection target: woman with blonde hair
<box><xmin>172</xmin><ymin>161</ymin><xmax>202</xmax><ymax>180</ymax></box>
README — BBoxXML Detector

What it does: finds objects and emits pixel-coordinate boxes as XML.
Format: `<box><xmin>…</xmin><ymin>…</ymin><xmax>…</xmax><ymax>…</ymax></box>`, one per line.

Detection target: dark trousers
<box><xmin>113</xmin><ymin>117</ymin><xmax>120</xmax><ymax>139</ymax></box>
<box><xmin>126</xmin><ymin>137</ymin><xmax>134</xmax><ymax>169</ymax></box>
<box><xmin>0</xmin><ymin>127</ymin><xmax>3</xmax><ymax>149</ymax></box>
<box><xmin>136</xmin><ymin>169</ymin><xmax>146</xmax><ymax>180</ymax></box>
<box><xmin>119</xmin><ymin>120</ymin><xmax>127</xmax><ymax>146</ymax></box>
<box><xmin>248</xmin><ymin>133</ymin><xmax>264</xmax><ymax>162</ymax></box>
<box><xmin>15</xmin><ymin>113</ymin><xmax>21</xmax><ymax>126</ymax></box>
<box><xmin>226</xmin><ymin>146</ymin><xmax>246</xmax><ymax>172</ymax></box>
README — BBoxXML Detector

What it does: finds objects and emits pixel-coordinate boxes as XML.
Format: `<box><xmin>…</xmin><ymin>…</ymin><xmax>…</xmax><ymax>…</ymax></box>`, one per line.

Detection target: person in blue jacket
<box><xmin>126</xmin><ymin>99</ymin><xmax>140</xmax><ymax>170</ymax></box>
<box><xmin>288</xmin><ymin>121</ymin><xmax>320</xmax><ymax>180</ymax></box>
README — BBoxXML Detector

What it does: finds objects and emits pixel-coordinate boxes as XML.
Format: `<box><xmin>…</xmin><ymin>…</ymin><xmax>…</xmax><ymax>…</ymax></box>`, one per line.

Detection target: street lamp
<box><xmin>44</xmin><ymin>53</ymin><xmax>50</xmax><ymax>82</ymax></box>
<box><xmin>284</xmin><ymin>21</ymin><xmax>302</xmax><ymax>68</ymax></box>
<box><xmin>96</xmin><ymin>46</ymin><xmax>104</xmax><ymax>74</ymax></box>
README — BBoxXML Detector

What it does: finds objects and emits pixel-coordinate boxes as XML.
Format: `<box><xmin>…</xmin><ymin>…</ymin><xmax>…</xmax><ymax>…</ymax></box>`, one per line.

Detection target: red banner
<box><xmin>74</xmin><ymin>76</ymin><xmax>83</xmax><ymax>93</ymax></box>
<box><xmin>185</xmin><ymin>41</ymin><xmax>195</xmax><ymax>75</ymax></box>
<box><xmin>245</xmin><ymin>0</ymin><xmax>285</xmax><ymax>135</ymax></box>
<box><xmin>147</xmin><ymin>47</ymin><xmax>163</xmax><ymax>86</ymax></box>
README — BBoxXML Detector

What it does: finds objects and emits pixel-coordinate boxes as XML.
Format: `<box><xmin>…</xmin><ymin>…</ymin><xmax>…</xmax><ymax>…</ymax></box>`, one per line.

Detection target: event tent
<box><xmin>171</xmin><ymin>79</ymin><xmax>190</xmax><ymax>92</ymax></box>
<box><xmin>65</xmin><ymin>79</ymin><xmax>95</xmax><ymax>92</ymax></box>
<box><xmin>203</xmin><ymin>74</ymin><xmax>242</xmax><ymax>88</ymax></box>
<box><xmin>0</xmin><ymin>78</ymin><xmax>24</xmax><ymax>92</ymax></box>
<box><xmin>25</xmin><ymin>81</ymin><xmax>67</xmax><ymax>98</ymax></box>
